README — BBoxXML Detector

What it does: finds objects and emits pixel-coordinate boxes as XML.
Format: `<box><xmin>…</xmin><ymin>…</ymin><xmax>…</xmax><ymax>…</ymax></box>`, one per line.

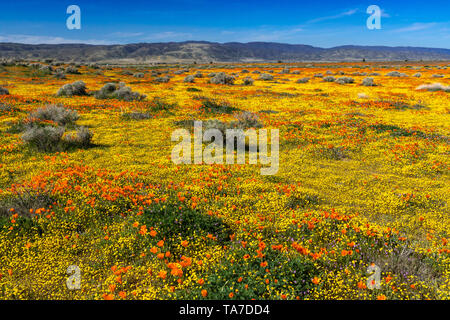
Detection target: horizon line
<box><xmin>1</xmin><ymin>41</ymin><xmax>450</xmax><ymax>50</ymax></box>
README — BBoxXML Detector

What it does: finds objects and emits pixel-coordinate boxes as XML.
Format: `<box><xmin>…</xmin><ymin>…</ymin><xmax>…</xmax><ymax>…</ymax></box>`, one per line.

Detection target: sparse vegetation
<box><xmin>56</xmin><ymin>81</ymin><xmax>88</xmax><ymax>97</ymax></box>
<box><xmin>94</xmin><ymin>82</ymin><xmax>146</xmax><ymax>101</ymax></box>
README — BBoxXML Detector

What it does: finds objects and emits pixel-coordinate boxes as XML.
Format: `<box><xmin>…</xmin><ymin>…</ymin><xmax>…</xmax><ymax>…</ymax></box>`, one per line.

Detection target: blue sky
<box><xmin>0</xmin><ymin>0</ymin><xmax>449</xmax><ymax>48</ymax></box>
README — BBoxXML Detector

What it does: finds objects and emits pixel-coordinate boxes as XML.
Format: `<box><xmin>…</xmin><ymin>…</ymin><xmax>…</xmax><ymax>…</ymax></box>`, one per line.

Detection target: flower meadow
<box><xmin>0</xmin><ymin>61</ymin><xmax>449</xmax><ymax>300</ymax></box>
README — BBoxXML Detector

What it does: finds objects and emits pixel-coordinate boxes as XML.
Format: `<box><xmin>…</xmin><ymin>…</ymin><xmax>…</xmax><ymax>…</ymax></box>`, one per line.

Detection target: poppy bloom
<box><xmin>357</xmin><ymin>281</ymin><xmax>366</xmax><ymax>289</ymax></box>
<box><xmin>102</xmin><ymin>293</ymin><xmax>114</xmax><ymax>300</ymax></box>
<box><xmin>201</xmin><ymin>289</ymin><xmax>208</xmax><ymax>297</ymax></box>
<box><xmin>150</xmin><ymin>246</ymin><xmax>159</xmax><ymax>254</ymax></box>
<box><xmin>312</xmin><ymin>277</ymin><xmax>320</xmax><ymax>285</ymax></box>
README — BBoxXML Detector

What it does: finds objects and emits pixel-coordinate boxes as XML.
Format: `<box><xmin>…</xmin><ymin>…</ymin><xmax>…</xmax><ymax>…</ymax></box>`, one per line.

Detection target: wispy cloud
<box><xmin>307</xmin><ymin>9</ymin><xmax>358</xmax><ymax>23</ymax></box>
<box><xmin>110</xmin><ymin>32</ymin><xmax>144</xmax><ymax>38</ymax></box>
<box><xmin>393</xmin><ymin>23</ymin><xmax>437</xmax><ymax>33</ymax></box>
<box><xmin>0</xmin><ymin>34</ymin><xmax>113</xmax><ymax>45</ymax></box>
<box><xmin>380</xmin><ymin>9</ymin><xmax>390</xmax><ymax>18</ymax></box>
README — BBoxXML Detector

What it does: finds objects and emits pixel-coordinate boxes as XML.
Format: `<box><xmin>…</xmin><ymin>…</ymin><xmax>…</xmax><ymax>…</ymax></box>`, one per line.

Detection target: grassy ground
<box><xmin>0</xmin><ymin>61</ymin><xmax>449</xmax><ymax>299</ymax></box>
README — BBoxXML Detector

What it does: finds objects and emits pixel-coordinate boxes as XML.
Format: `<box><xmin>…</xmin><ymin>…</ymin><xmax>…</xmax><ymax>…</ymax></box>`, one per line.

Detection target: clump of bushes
<box><xmin>362</xmin><ymin>77</ymin><xmax>376</xmax><ymax>86</ymax></box>
<box><xmin>54</xmin><ymin>72</ymin><xmax>67</xmax><ymax>80</ymax></box>
<box><xmin>148</xmin><ymin>97</ymin><xmax>178</xmax><ymax>112</ymax></box>
<box><xmin>94</xmin><ymin>82</ymin><xmax>146</xmax><ymax>101</ymax></box>
<box><xmin>176</xmin><ymin>112</ymin><xmax>263</xmax><ymax>148</ymax></box>
<box><xmin>386</xmin><ymin>71</ymin><xmax>407</xmax><ymax>77</ymax></box>
<box><xmin>63</xmin><ymin>126</ymin><xmax>94</xmax><ymax>148</ymax></box>
<box><xmin>155</xmin><ymin>76</ymin><xmax>170</xmax><ymax>83</ymax></box>
<box><xmin>184</xmin><ymin>75</ymin><xmax>195</xmax><ymax>83</ymax></box>
<box><xmin>27</xmin><ymin>104</ymin><xmax>79</xmax><ymax>126</ymax></box>
<box><xmin>336</xmin><ymin>77</ymin><xmax>355</xmax><ymax>84</ymax></box>
<box><xmin>22</xmin><ymin>126</ymin><xmax>65</xmax><ymax>151</ymax></box>
<box><xmin>122</xmin><ymin>70</ymin><xmax>133</xmax><ymax>76</ymax></box>
<box><xmin>323</xmin><ymin>76</ymin><xmax>336</xmax><ymax>82</ymax></box>
<box><xmin>0</xmin><ymin>86</ymin><xmax>9</xmax><ymax>95</ymax></box>
<box><xmin>197</xmin><ymin>97</ymin><xmax>239</xmax><ymax>114</ymax></box>
<box><xmin>56</xmin><ymin>81</ymin><xmax>88</xmax><ymax>97</ymax></box>
<box><xmin>65</xmin><ymin>66</ymin><xmax>80</xmax><ymax>74</ymax></box>
<box><xmin>122</xmin><ymin>97</ymin><xmax>177</xmax><ymax>120</ymax></box>
<box><xmin>259</xmin><ymin>73</ymin><xmax>274</xmax><ymax>81</ymax></box>
<box><xmin>296</xmin><ymin>77</ymin><xmax>310</xmax><ymax>84</ymax></box>
<box><xmin>242</xmin><ymin>77</ymin><xmax>254</xmax><ymax>85</ymax></box>
<box><xmin>416</xmin><ymin>83</ymin><xmax>450</xmax><ymax>92</ymax></box>
<box><xmin>209</xmin><ymin>72</ymin><xmax>235</xmax><ymax>85</ymax></box>
<box><xmin>233</xmin><ymin>111</ymin><xmax>263</xmax><ymax>129</ymax></box>
<box><xmin>133</xmin><ymin>73</ymin><xmax>145</xmax><ymax>78</ymax></box>
<box><xmin>19</xmin><ymin>104</ymin><xmax>93</xmax><ymax>152</ymax></box>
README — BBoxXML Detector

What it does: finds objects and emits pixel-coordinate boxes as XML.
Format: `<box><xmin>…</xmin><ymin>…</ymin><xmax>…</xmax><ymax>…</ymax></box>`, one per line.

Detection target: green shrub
<box><xmin>259</xmin><ymin>73</ymin><xmax>274</xmax><ymax>81</ymax></box>
<box><xmin>21</xmin><ymin>126</ymin><xmax>65</xmax><ymax>152</ymax></box>
<box><xmin>242</xmin><ymin>77</ymin><xmax>254</xmax><ymax>85</ymax></box>
<box><xmin>65</xmin><ymin>66</ymin><xmax>80</xmax><ymax>74</ymax></box>
<box><xmin>362</xmin><ymin>77</ymin><xmax>375</xmax><ymax>86</ymax></box>
<box><xmin>199</xmin><ymin>97</ymin><xmax>239</xmax><ymax>114</ymax></box>
<box><xmin>323</xmin><ymin>76</ymin><xmax>336</xmax><ymax>82</ymax></box>
<box><xmin>56</xmin><ymin>81</ymin><xmax>88</xmax><ymax>97</ymax></box>
<box><xmin>335</xmin><ymin>77</ymin><xmax>354</xmax><ymax>84</ymax></box>
<box><xmin>0</xmin><ymin>86</ymin><xmax>9</xmax><ymax>95</ymax></box>
<box><xmin>28</xmin><ymin>104</ymin><xmax>79</xmax><ymax>126</ymax></box>
<box><xmin>184</xmin><ymin>75</ymin><xmax>195</xmax><ymax>83</ymax></box>
<box><xmin>148</xmin><ymin>97</ymin><xmax>177</xmax><ymax>112</ymax></box>
<box><xmin>209</xmin><ymin>72</ymin><xmax>235</xmax><ymax>85</ymax></box>
<box><xmin>296</xmin><ymin>77</ymin><xmax>310</xmax><ymax>83</ymax></box>
<box><xmin>187</xmin><ymin>87</ymin><xmax>202</xmax><ymax>92</ymax></box>
<box><xmin>63</xmin><ymin>126</ymin><xmax>94</xmax><ymax>148</ymax></box>
<box><xmin>94</xmin><ymin>82</ymin><xmax>146</xmax><ymax>101</ymax></box>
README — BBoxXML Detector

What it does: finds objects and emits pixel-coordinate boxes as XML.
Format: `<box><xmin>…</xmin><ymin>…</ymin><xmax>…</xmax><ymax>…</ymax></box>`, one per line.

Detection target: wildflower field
<box><xmin>0</xmin><ymin>61</ymin><xmax>449</xmax><ymax>300</ymax></box>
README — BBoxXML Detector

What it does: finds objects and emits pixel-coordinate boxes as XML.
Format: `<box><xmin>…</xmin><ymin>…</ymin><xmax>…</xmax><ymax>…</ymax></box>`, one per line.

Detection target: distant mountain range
<box><xmin>1</xmin><ymin>41</ymin><xmax>450</xmax><ymax>63</ymax></box>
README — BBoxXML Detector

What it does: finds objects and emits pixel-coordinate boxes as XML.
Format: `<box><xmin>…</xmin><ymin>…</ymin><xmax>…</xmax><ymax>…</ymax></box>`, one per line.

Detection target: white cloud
<box><xmin>0</xmin><ymin>34</ymin><xmax>113</xmax><ymax>45</ymax></box>
<box><xmin>393</xmin><ymin>23</ymin><xmax>438</xmax><ymax>33</ymax></box>
<box><xmin>380</xmin><ymin>9</ymin><xmax>390</xmax><ymax>18</ymax></box>
<box><xmin>308</xmin><ymin>9</ymin><xmax>358</xmax><ymax>23</ymax></box>
<box><xmin>110</xmin><ymin>32</ymin><xmax>144</xmax><ymax>38</ymax></box>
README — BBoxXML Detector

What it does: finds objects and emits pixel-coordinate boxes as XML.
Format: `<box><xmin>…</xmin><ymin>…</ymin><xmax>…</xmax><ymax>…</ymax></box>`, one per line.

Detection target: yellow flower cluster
<box><xmin>0</xmin><ymin>61</ymin><xmax>448</xmax><ymax>299</ymax></box>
